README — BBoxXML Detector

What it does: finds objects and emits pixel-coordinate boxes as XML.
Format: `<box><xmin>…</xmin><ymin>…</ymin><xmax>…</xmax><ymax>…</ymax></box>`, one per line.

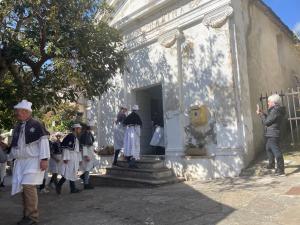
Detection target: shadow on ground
<box><xmin>0</xmin><ymin>180</ymin><xmax>235</xmax><ymax>225</ymax></box>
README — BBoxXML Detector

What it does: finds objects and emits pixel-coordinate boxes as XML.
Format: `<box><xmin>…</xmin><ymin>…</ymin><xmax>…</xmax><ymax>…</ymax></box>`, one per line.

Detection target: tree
<box><xmin>0</xmin><ymin>0</ymin><xmax>126</xmax><ymax>129</ymax></box>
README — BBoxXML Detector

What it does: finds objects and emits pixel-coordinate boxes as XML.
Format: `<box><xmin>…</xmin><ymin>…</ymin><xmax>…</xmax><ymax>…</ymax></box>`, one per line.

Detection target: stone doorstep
<box><xmin>106</xmin><ymin>167</ymin><xmax>173</xmax><ymax>179</ymax></box>
<box><xmin>116</xmin><ymin>160</ymin><xmax>165</xmax><ymax>169</ymax></box>
<box><xmin>90</xmin><ymin>174</ymin><xmax>184</xmax><ymax>188</ymax></box>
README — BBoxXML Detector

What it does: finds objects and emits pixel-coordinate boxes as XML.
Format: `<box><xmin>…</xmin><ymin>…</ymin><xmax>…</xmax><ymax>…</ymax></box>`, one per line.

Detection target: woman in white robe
<box><xmin>56</xmin><ymin>124</ymin><xmax>82</xmax><ymax>194</ymax></box>
<box><xmin>123</xmin><ymin>105</ymin><xmax>142</xmax><ymax>168</ymax></box>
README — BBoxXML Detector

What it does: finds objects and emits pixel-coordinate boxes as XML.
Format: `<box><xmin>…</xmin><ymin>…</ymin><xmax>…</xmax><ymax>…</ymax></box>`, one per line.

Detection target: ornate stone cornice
<box><xmin>202</xmin><ymin>5</ymin><xmax>233</xmax><ymax>28</ymax></box>
<box><xmin>158</xmin><ymin>29</ymin><xmax>184</xmax><ymax>48</ymax></box>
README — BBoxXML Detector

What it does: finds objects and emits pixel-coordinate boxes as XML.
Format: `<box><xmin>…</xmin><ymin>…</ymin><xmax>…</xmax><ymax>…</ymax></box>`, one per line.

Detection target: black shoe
<box><xmin>129</xmin><ymin>164</ymin><xmax>138</xmax><ymax>169</ymax></box>
<box><xmin>55</xmin><ymin>185</ymin><xmax>62</xmax><ymax>195</ymax></box>
<box><xmin>112</xmin><ymin>162</ymin><xmax>118</xmax><ymax>166</ymax></box>
<box><xmin>0</xmin><ymin>182</ymin><xmax>4</xmax><ymax>187</ymax></box>
<box><xmin>79</xmin><ymin>174</ymin><xmax>85</xmax><ymax>180</ymax></box>
<box><xmin>275</xmin><ymin>170</ymin><xmax>285</xmax><ymax>176</ymax></box>
<box><xmin>70</xmin><ymin>188</ymin><xmax>81</xmax><ymax>194</ymax></box>
<box><xmin>265</xmin><ymin>164</ymin><xmax>275</xmax><ymax>170</ymax></box>
<box><xmin>84</xmin><ymin>184</ymin><xmax>94</xmax><ymax>190</ymax></box>
<box><xmin>17</xmin><ymin>217</ymin><xmax>37</xmax><ymax>225</ymax></box>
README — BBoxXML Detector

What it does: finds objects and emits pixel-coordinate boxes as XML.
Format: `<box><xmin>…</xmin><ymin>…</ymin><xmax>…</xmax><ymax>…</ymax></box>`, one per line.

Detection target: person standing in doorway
<box><xmin>79</xmin><ymin>123</ymin><xmax>96</xmax><ymax>189</ymax></box>
<box><xmin>150</xmin><ymin>112</ymin><xmax>165</xmax><ymax>155</ymax></box>
<box><xmin>56</xmin><ymin>124</ymin><xmax>82</xmax><ymax>194</ymax></box>
<box><xmin>113</xmin><ymin>106</ymin><xmax>127</xmax><ymax>166</ymax></box>
<box><xmin>10</xmin><ymin>100</ymin><xmax>50</xmax><ymax>225</ymax></box>
<box><xmin>257</xmin><ymin>94</ymin><xmax>286</xmax><ymax>176</ymax></box>
<box><xmin>123</xmin><ymin>105</ymin><xmax>142</xmax><ymax>168</ymax></box>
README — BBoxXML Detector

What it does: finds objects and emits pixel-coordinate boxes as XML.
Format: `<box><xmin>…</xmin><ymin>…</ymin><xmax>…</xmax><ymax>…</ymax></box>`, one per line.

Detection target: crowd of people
<box><xmin>0</xmin><ymin>100</ymin><xmax>97</xmax><ymax>225</ymax></box>
<box><xmin>0</xmin><ymin>100</ymin><xmax>165</xmax><ymax>225</ymax></box>
<box><xmin>0</xmin><ymin>93</ymin><xmax>286</xmax><ymax>225</ymax></box>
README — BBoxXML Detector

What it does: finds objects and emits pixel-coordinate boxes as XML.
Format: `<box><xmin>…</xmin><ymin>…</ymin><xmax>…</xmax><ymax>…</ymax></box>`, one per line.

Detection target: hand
<box><xmin>40</xmin><ymin>160</ymin><xmax>48</xmax><ymax>171</ymax></box>
<box><xmin>84</xmin><ymin>156</ymin><xmax>90</xmax><ymax>162</ymax></box>
<box><xmin>63</xmin><ymin>160</ymin><xmax>69</xmax><ymax>164</ymax></box>
<box><xmin>256</xmin><ymin>104</ymin><xmax>262</xmax><ymax>115</ymax></box>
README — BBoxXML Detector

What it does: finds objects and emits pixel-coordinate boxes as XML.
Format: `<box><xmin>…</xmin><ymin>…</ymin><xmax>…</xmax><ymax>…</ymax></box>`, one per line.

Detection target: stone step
<box><xmin>90</xmin><ymin>174</ymin><xmax>183</xmax><ymax>188</ymax></box>
<box><xmin>116</xmin><ymin>160</ymin><xmax>164</xmax><ymax>169</ymax></box>
<box><xmin>141</xmin><ymin>155</ymin><xmax>165</xmax><ymax>160</ymax></box>
<box><xmin>106</xmin><ymin>167</ymin><xmax>173</xmax><ymax>180</ymax></box>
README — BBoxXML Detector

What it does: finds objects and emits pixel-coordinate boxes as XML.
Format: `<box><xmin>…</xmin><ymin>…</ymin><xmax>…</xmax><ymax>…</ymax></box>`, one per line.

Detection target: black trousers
<box><xmin>266</xmin><ymin>137</ymin><xmax>284</xmax><ymax>172</ymax></box>
<box><xmin>57</xmin><ymin>177</ymin><xmax>76</xmax><ymax>191</ymax></box>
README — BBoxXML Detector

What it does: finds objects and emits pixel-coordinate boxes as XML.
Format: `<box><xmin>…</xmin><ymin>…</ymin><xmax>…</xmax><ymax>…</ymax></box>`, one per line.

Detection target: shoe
<box><xmin>39</xmin><ymin>188</ymin><xmax>50</xmax><ymax>194</ymax></box>
<box><xmin>70</xmin><ymin>188</ymin><xmax>81</xmax><ymax>194</ymax></box>
<box><xmin>55</xmin><ymin>185</ymin><xmax>62</xmax><ymax>195</ymax></box>
<box><xmin>275</xmin><ymin>170</ymin><xmax>285</xmax><ymax>176</ymax></box>
<box><xmin>0</xmin><ymin>182</ymin><xmax>4</xmax><ymax>187</ymax></box>
<box><xmin>265</xmin><ymin>164</ymin><xmax>275</xmax><ymax>170</ymax></box>
<box><xmin>79</xmin><ymin>174</ymin><xmax>85</xmax><ymax>181</ymax></box>
<box><xmin>84</xmin><ymin>184</ymin><xmax>94</xmax><ymax>190</ymax></box>
<box><xmin>129</xmin><ymin>164</ymin><xmax>138</xmax><ymax>169</ymax></box>
<box><xmin>17</xmin><ymin>217</ymin><xmax>38</xmax><ymax>225</ymax></box>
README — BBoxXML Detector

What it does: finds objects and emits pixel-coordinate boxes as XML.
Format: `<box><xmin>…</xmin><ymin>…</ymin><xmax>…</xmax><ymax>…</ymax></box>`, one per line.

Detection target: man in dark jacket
<box><xmin>257</xmin><ymin>94</ymin><xmax>285</xmax><ymax>175</ymax></box>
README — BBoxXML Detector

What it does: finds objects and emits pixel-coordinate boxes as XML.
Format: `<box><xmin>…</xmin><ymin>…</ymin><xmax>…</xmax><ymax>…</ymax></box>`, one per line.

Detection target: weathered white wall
<box><xmin>232</xmin><ymin>0</ymin><xmax>300</xmax><ymax>165</ymax></box>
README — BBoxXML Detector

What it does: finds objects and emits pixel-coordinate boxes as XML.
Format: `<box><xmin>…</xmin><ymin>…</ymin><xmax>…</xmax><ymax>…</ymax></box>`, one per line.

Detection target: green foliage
<box><xmin>0</xmin><ymin>0</ymin><xmax>126</xmax><ymax>129</ymax></box>
<box><xmin>40</xmin><ymin>102</ymin><xmax>78</xmax><ymax>132</ymax></box>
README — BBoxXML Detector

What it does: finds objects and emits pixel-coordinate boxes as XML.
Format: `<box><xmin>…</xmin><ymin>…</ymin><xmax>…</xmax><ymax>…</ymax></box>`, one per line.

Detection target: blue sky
<box><xmin>263</xmin><ymin>0</ymin><xmax>300</xmax><ymax>33</ymax></box>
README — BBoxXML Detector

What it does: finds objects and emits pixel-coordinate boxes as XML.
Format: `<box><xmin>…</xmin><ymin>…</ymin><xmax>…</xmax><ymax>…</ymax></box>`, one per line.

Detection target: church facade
<box><xmin>89</xmin><ymin>0</ymin><xmax>300</xmax><ymax>180</ymax></box>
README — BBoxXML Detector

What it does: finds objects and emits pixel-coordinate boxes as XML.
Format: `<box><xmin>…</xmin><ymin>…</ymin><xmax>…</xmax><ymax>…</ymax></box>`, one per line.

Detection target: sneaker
<box><xmin>274</xmin><ymin>170</ymin><xmax>285</xmax><ymax>176</ymax></box>
<box><xmin>70</xmin><ymin>188</ymin><xmax>81</xmax><ymax>194</ymax></box>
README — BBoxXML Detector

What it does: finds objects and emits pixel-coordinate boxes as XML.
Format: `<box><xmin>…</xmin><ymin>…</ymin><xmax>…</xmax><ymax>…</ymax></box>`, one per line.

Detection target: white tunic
<box><xmin>150</xmin><ymin>126</ymin><xmax>165</xmax><ymax>147</ymax></box>
<box><xmin>124</xmin><ymin>126</ymin><xmax>141</xmax><ymax>160</ymax></box>
<box><xmin>81</xmin><ymin>145</ymin><xmax>96</xmax><ymax>172</ymax></box>
<box><xmin>10</xmin><ymin>123</ymin><xmax>50</xmax><ymax>195</ymax></box>
<box><xmin>60</xmin><ymin>138</ymin><xmax>82</xmax><ymax>181</ymax></box>
<box><xmin>49</xmin><ymin>154</ymin><xmax>62</xmax><ymax>174</ymax></box>
<box><xmin>113</xmin><ymin>122</ymin><xmax>125</xmax><ymax>150</ymax></box>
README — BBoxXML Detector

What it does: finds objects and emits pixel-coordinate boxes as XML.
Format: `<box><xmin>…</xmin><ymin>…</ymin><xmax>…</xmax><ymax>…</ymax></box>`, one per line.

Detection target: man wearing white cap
<box><xmin>79</xmin><ymin>122</ymin><xmax>96</xmax><ymax>189</ymax></box>
<box><xmin>10</xmin><ymin>100</ymin><xmax>50</xmax><ymax>225</ymax></box>
<box><xmin>56</xmin><ymin>123</ymin><xmax>82</xmax><ymax>194</ymax></box>
<box><xmin>123</xmin><ymin>105</ymin><xmax>142</xmax><ymax>168</ymax></box>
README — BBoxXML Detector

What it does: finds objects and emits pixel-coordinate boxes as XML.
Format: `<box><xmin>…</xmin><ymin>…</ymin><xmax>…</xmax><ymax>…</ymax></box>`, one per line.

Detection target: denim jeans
<box><xmin>266</xmin><ymin>137</ymin><xmax>284</xmax><ymax>172</ymax></box>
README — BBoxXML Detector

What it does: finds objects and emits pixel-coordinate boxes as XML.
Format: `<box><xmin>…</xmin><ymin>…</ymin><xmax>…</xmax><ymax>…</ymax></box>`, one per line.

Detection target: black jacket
<box><xmin>124</xmin><ymin>112</ymin><xmax>142</xmax><ymax>126</ymax></box>
<box><xmin>79</xmin><ymin>131</ymin><xmax>94</xmax><ymax>146</ymax></box>
<box><xmin>260</xmin><ymin>105</ymin><xmax>285</xmax><ymax>138</ymax></box>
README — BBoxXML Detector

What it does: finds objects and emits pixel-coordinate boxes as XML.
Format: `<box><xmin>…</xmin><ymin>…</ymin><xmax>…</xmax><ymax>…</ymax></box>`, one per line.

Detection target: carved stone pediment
<box><xmin>203</xmin><ymin>5</ymin><xmax>233</xmax><ymax>28</ymax></box>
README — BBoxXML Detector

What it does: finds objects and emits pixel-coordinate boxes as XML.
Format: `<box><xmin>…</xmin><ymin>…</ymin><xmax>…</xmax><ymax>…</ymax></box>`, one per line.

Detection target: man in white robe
<box><xmin>48</xmin><ymin>132</ymin><xmax>62</xmax><ymax>187</ymax></box>
<box><xmin>113</xmin><ymin>106</ymin><xmax>127</xmax><ymax>166</ymax></box>
<box><xmin>79</xmin><ymin>122</ymin><xmax>96</xmax><ymax>189</ymax></box>
<box><xmin>123</xmin><ymin>105</ymin><xmax>142</xmax><ymax>168</ymax></box>
<box><xmin>10</xmin><ymin>100</ymin><xmax>50</xmax><ymax>225</ymax></box>
<box><xmin>56</xmin><ymin>124</ymin><xmax>82</xmax><ymax>194</ymax></box>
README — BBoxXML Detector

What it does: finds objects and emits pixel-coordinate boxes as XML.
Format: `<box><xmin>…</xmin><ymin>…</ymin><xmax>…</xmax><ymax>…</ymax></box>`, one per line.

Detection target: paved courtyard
<box><xmin>1</xmin><ymin>149</ymin><xmax>300</xmax><ymax>225</ymax></box>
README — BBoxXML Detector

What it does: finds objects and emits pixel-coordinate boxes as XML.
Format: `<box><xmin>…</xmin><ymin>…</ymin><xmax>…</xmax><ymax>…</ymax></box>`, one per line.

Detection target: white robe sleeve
<box><xmin>78</xmin><ymin>151</ymin><xmax>82</xmax><ymax>162</ymax></box>
<box><xmin>82</xmin><ymin>146</ymin><xmax>88</xmax><ymax>157</ymax></box>
<box><xmin>63</xmin><ymin>149</ymin><xmax>71</xmax><ymax>161</ymax></box>
<box><xmin>39</xmin><ymin>136</ymin><xmax>50</xmax><ymax>160</ymax></box>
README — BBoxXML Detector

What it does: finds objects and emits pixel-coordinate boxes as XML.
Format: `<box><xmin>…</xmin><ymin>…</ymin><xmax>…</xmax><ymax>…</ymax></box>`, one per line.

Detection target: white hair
<box><xmin>268</xmin><ymin>94</ymin><xmax>281</xmax><ymax>105</ymax></box>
